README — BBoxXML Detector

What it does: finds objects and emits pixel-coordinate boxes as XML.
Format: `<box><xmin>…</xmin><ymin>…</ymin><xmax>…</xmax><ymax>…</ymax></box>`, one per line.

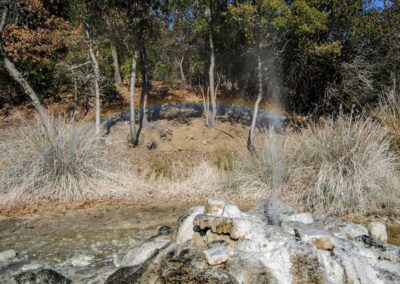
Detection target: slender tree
<box><xmin>0</xmin><ymin>0</ymin><xmax>70</xmax><ymax>134</ymax></box>
<box><xmin>129</xmin><ymin>51</ymin><xmax>138</xmax><ymax>145</ymax></box>
<box><xmin>227</xmin><ymin>0</ymin><xmax>289</xmax><ymax>151</ymax></box>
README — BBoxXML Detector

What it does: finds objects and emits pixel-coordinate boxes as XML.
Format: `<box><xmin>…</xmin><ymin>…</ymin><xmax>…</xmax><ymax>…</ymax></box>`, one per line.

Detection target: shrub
<box><xmin>231</xmin><ymin>117</ymin><xmax>400</xmax><ymax>215</ymax></box>
<box><xmin>0</xmin><ymin>120</ymin><xmax>127</xmax><ymax>207</ymax></box>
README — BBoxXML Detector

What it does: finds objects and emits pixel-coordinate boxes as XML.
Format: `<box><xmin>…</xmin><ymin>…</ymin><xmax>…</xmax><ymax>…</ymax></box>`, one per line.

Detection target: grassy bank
<box><xmin>0</xmin><ymin>114</ymin><xmax>399</xmax><ymax>216</ymax></box>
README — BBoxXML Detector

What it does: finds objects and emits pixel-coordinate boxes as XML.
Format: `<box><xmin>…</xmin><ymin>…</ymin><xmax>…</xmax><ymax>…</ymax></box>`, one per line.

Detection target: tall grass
<box><xmin>231</xmin><ymin>117</ymin><xmax>400</xmax><ymax>215</ymax></box>
<box><xmin>379</xmin><ymin>79</ymin><xmax>400</xmax><ymax>153</ymax></box>
<box><xmin>0</xmin><ymin>121</ymin><xmax>129</xmax><ymax>207</ymax></box>
<box><xmin>0</xmin><ymin>120</ymin><xmax>229</xmax><ymax>208</ymax></box>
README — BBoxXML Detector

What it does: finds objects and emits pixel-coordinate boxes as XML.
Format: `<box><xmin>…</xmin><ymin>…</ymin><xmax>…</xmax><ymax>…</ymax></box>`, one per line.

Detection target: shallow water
<box><xmin>0</xmin><ymin>203</ymin><xmax>190</xmax><ymax>283</ymax></box>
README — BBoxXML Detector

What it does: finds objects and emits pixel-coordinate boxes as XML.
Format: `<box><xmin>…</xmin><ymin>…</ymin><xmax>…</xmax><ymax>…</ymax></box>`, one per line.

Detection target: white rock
<box><xmin>222</xmin><ymin>204</ymin><xmax>246</xmax><ymax>218</ymax></box>
<box><xmin>21</xmin><ymin>263</ymin><xmax>42</xmax><ymax>271</ymax></box>
<box><xmin>175</xmin><ymin>206</ymin><xmax>204</xmax><ymax>244</ymax></box>
<box><xmin>0</xmin><ymin>250</ymin><xmax>16</xmax><ymax>262</ymax></box>
<box><xmin>333</xmin><ymin>222</ymin><xmax>368</xmax><ymax>240</ymax></box>
<box><xmin>368</xmin><ymin>222</ymin><xmax>387</xmax><ymax>242</ymax></box>
<box><xmin>120</xmin><ymin>235</ymin><xmax>170</xmax><ymax>267</ymax></box>
<box><xmin>282</xmin><ymin>213</ymin><xmax>314</xmax><ymax>224</ymax></box>
<box><xmin>70</xmin><ymin>255</ymin><xmax>94</xmax><ymax>267</ymax></box>
<box><xmin>203</xmin><ymin>246</ymin><xmax>236</xmax><ymax>265</ymax></box>
<box><xmin>205</xmin><ymin>199</ymin><xmax>225</xmax><ymax>216</ymax></box>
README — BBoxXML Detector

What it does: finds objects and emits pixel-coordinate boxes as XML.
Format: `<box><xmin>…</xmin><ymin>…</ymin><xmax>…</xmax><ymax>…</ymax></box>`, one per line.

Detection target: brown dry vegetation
<box><xmin>1</xmin><ymin>83</ymin><xmax>399</xmax><ymax>216</ymax></box>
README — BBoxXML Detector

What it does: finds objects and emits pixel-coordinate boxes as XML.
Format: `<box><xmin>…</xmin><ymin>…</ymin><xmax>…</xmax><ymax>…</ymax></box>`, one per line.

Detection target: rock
<box><xmin>311</xmin><ymin>235</ymin><xmax>336</xmax><ymax>250</ymax></box>
<box><xmin>250</xmin><ymin>198</ymin><xmax>297</xmax><ymax>225</ymax></box>
<box><xmin>120</xmin><ymin>234</ymin><xmax>170</xmax><ymax>267</ymax></box>
<box><xmin>14</xmin><ymin>269</ymin><xmax>71</xmax><ymax>284</ymax></box>
<box><xmin>105</xmin><ymin>265</ymin><xmax>146</xmax><ymax>284</ymax></box>
<box><xmin>157</xmin><ymin>225</ymin><xmax>174</xmax><ymax>235</ymax></box>
<box><xmin>282</xmin><ymin>213</ymin><xmax>314</xmax><ymax>224</ymax></box>
<box><xmin>325</xmin><ymin>217</ymin><xmax>369</xmax><ymax>240</ymax></box>
<box><xmin>175</xmin><ymin>206</ymin><xmax>204</xmax><ymax>244</ymax></box>
<box><xmin>368</xmin><ymin>221</ymin><xmax>388</xmax><ymax>242</ymax></box>
<box><xmin>194</xmin><ymin>214</ymin><xmax>254</xmax><ymax>240</ymax></box>
<box><xmin>204</xmin><ymin>246</ymin><xmax>236</xmax><ymax>265</ymax></box>
<box><xmin>21</xmin><ymin>263</ymin><xmax>42</xmax><ymax>272</ymax></box>
<box><xmin>205</xmin><ymin>199</ymin><xmax>225</xmax><ymax>216</ymax></box>
<box><xmin>157</xmin><ymin>247</ymin><xmax>239</xmax><ymax>284</ymax></box>
<box><xmin>0</xmin><ymin>249</ymin><xmax>16</xmax><ymax>262</ymax></box>
<box><xmin>104</xmin><ymin>198</ymin><xmax>400</xmax><ymax>284</ymax></box>
<box><xmin>146</xmin><ymin>138</ymin><xmax>157</xmax><ymax>149</ymax></box>
<box><xmin>70</xmin><ymin>255</ymin><xmax>94</xmax><ymax>267</ymax></box>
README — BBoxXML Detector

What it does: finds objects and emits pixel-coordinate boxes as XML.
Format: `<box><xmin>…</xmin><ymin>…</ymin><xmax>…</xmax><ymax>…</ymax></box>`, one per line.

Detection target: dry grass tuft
<box><xmin>379</xmin><ymin>80</ymin><xmax>400</xmax><ymax>153</ymax></box>
<box><xmin>231</xmin><ymin>117</ymin><xmax>400</xmax><ymax>215</ymax></box>
<box><xmin>0</xmin><ymin>120</ymin><xmax>229</xmax><ymax>209</ymax></box>
<box><xmin>0</xmin><ymin>120</ymin><xmax>131</xmax><ymax>207</ymax></box>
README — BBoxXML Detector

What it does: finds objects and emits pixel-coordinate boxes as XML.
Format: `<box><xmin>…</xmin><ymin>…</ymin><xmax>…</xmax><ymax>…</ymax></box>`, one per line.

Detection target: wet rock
<box><xmin>70</xmin><ymin>255</ymin><xmax>94</xmax><ymax>267</ymax></box>
<box><xmin>105</xmin><ymin>265</ymin><xmax>146</xmax><ymax>284</ymax></box>
<box><xmin>103</xmin><ymin>199</ymin><xmax>400</xmax><ymax>284</ymax></box>
<box><xmin>21</xmin><ymin>263</ymin><xmax>42</xmax><ymax>272</ymax></box>
<box><xmin>368</xmin><ymin>221</ymin><xmax>388</xmax><ymax>242</ymax></box>
<box><xmin>0</xmin><ymin>249</ymin><xmax>16</xmax><ymax>262</ymax></box>
<box><xmin>205</xmin><ymin>199</ymin><xmax>225</xmax><ymax>216</ymax></box>
<box><xmin>14</xmin><ymin>269</ymin><xmax>71</xmax><ymax>284</ymax></box>
<box><xmin>250</xmin><ymin>198</ymin><xmax>297</xmax><ymax>225</ymax></box>
<box><xmin>282</xmin><ymin>213</ymin><xmax>314</xmax><ymax>224</ymax></box>
<box><xmin>204</xmin><ymin>246</ymin><xmax>236</xmax><ymax>265</ymax></box>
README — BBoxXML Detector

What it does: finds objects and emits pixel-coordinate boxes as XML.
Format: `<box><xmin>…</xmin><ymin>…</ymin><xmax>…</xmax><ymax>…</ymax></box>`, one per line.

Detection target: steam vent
<box><xmin>105</xmin><ymin>199</ymin><xmax>400</xmax><ymax>283</ymax></box>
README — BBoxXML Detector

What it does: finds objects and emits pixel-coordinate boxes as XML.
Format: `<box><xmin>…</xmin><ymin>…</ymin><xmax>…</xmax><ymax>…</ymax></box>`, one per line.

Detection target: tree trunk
<box><xmin>134</xmin><ymin>28</ymin><xmax>149</xmax><ymax>145</ymax></box>
<box><xmin>177</xmin><ymin>56</ymin><xmax>186</xmax><ymax>86</ymax></box>
<box><xmin>208</xmin><ymin>28</ymin><xmax>217</xmax><ymax>127</ymax></box>
<box><xmin>1</xmin><ymin>5</ymin><xmax>52</xmax><ymax>134</ymax></box>
<box><xmin>110</xmin><ymin>37</ymin><xmax>122</xmax><ymax>86</ymax></box>
<box><xmin>71</xmin><ymin>78</ymin><xmax>78</xmax><ymax>121</ymax></box>
<box><xmin>85</xmin><ymin>26</ymin><xmax>101</xmax><ymax>135</ymax></box>
<box><xmin>105</xmin><ymin>17</ymin><xmax>122</xmax><ymax>86</ymax></box>
<box><xmin>129</xmin><ymin>51</ymin><xmax>138</xmax><ymax>145</ymax></box>
<box><xmin>247</xmin><ymin>48</ymin><xmax>263</xmax><ymax>152</ymax></box>
<box><xmin>2</xmin><ymin>50</ymin><xmax>52</xmax><ymax>133</ymax></box>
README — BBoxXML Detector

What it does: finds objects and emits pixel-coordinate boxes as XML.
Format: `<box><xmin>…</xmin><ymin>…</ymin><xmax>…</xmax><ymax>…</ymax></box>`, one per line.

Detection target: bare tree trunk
<box><xmin>110</xmin><ymin>38</ymin><xmax>122</xmax><ymax>86</ymax></box>
<box><xmin>85</xmin><ymin>26</ymin><xmax>101</xmax><ymax>134</ymax></box>
<box><xmin>208</xmin><ymin>28</ymin><xmax>217</xmax><ymax>127</ymax></box>
<box><xmin>105</xmin><ymin>17</ymin><xmax>122</xmax><ymax>86</ymax></box>
<box><xmin>1</xmin><ymin>5</ymin><xmax>52</xmax><ymax>134</ymax></box>
<box><xmin>176</xmin><ymin>56</ymin><xmax>186</xmax><ymax>86</ymax></box>
<box><xmin>129</xmin><ymin>51</ymin><xmax>138</xmax><ymax>145</ymax></box>
<box><xmin>134</xmin><ymin>29</ymin><xmax>149</xmax><ymax>145</ymax></box>
<box><xmin>71</xmin><ymin>78</ymin><xmax>78</xmax><ymax>121</ymax></box>
<box><xmin>247</xmin><ymin>48</ymin><xmax>263</xmax><ymax>152</ymax></box>
<box><xmin>2</xmin><ymin>51</ymin><xmax>52</xmax><ymax>132</ymax></box>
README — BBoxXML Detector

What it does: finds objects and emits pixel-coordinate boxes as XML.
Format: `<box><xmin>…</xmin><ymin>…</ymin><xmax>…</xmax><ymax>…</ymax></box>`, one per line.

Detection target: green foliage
<box><xmin>1</xmin><ymin>0</ymin><xmax>399</xmax><ymax>115</ymax></box>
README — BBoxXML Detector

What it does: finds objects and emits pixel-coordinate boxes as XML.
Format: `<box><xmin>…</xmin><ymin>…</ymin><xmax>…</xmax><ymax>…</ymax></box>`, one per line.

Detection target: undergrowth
<box><xmin>231</xmin><ymin>117</ymin><xmax>400</xmax><ymax>215</ymax></box>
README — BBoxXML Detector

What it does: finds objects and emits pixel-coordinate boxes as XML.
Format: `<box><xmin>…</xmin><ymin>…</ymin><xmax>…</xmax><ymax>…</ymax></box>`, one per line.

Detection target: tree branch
<box><xmin>0</xmin><ymin>3</ymin><xmax>9</xmax><ymax>34</ymax></box>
